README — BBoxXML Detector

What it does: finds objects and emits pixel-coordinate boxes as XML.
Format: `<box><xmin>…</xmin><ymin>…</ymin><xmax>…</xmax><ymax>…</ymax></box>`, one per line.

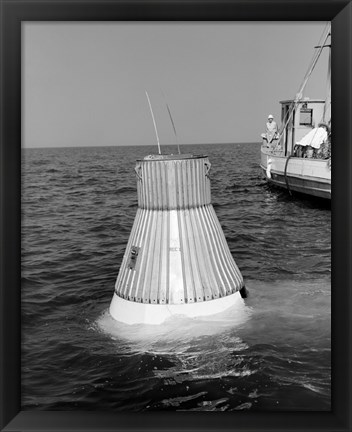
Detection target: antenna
<box><xmin>160</xmin><ymin>90</ymin><xmax>181</xmax><ymax>154</ymax></box>
<box><xmin>145</xmin><ymin>91</ymin><xmax>161</xmax><ymax>155</ymax></box>
<box><xmin>164</xmin><ymin>98</ymin><xmax>181</xmax><ymax>154</ymax></box>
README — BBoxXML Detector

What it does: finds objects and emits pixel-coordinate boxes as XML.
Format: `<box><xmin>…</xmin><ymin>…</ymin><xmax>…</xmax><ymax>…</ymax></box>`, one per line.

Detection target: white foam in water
<box><xmin>95</xmin><ymin>300</ymin><xmax>253</xmax><ymax>384</ymax></box>
<box><xmin>96</xmin><ymin>297</ymin><xmax>252</xmax><ymax>351</ymax></box>
<box><xmin>109</xmin><ymin>290</ymin><xmax>246</xmax><ymax>325</ymax></box>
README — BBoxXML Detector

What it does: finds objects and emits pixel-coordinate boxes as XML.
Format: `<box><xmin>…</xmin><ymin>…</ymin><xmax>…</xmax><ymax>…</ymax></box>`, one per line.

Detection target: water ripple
<box><xmin>21</xmin><ymin>143</ymin><xmax>331</xmax><ymax>411</ymax></box>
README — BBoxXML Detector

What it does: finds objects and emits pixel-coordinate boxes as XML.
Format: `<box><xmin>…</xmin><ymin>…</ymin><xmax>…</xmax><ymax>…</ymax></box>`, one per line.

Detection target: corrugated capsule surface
<box><xmin>113</xmin><ymin>153</ymin><xmax>244</xmax><ymax>305</ymax></box>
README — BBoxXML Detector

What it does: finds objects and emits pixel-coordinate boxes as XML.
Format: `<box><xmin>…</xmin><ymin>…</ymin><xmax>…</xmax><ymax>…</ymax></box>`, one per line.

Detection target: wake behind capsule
<box><xmin>109</xmin><ymin>153</ymin><xmax>247</xmax><ymax>325</ymax></box>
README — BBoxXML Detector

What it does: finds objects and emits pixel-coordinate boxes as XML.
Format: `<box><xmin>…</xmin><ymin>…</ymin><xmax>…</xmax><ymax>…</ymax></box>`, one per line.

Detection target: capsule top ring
<box><xmin>138</xmin><ymin>153</ymin><xmax>207</xmax><ymax>162</ymax></box>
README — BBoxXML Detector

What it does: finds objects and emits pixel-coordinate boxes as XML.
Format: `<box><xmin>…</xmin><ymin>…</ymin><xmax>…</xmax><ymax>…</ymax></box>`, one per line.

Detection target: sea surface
<box><xmin>21</xmin><ymin>143</ymin><xmax>331</xmax><ymax>411</ymax></box>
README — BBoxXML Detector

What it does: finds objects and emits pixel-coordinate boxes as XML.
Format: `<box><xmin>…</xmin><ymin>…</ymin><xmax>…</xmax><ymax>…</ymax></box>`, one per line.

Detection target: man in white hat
<box><xmin>261</xmin><ymin>114</ymin><xmax>279</xmax><ymax>147</ymax></box>
<box><xmin>266</xmin><ymin>115</ymin><xmax>279</xmax><ymax>142</ymax></box>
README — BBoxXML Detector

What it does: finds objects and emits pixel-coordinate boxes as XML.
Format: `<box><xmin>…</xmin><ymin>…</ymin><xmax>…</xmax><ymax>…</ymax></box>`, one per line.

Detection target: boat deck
<box><xmin>260</xmin><ymin>147</ymin><xmax>331</xmax><ymax>199</ymax></box>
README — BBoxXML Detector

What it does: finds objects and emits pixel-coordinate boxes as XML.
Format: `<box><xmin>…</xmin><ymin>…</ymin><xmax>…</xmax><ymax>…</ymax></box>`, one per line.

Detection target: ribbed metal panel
<box><xmin>115</xmin><ymin>154</ymin><xmax>244</xmax><ymax>305</ymax></box>
<box><xmin>136</xmin><ymin>156</ymin><xmax>211</xmax><ymax>210</ymax></box>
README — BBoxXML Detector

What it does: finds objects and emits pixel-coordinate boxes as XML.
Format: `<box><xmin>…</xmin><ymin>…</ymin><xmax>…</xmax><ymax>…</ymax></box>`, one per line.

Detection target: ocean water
<box><xmin>21</xmin><ymin>143</ymin><xmax>331</xmax><ymax>411</ymax></box>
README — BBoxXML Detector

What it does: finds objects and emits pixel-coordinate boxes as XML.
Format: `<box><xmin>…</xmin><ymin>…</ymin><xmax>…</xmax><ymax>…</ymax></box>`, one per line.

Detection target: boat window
<box><xmin>299</xmin><ymin>108</ymin><xmax>313</xmax><ymax>126</ymax></box>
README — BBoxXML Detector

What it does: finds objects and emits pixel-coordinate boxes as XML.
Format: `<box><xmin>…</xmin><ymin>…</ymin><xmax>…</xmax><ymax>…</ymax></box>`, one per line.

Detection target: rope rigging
<box><xmin>275</xmin><ymin>23</ymin><xmax>331</xmax><ymax>149</ymax></box>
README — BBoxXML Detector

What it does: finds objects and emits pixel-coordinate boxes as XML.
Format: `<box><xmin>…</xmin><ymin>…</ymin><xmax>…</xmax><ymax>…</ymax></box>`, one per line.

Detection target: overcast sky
<box><xmin>23</xmin><ymin>22</ymin><xmax>330</xmax><ymax>148</ymax></box>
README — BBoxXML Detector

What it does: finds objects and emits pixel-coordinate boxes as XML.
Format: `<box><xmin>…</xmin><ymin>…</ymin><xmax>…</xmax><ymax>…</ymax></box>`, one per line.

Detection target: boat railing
<box><xmin>261</xmin><ymin>140</ymin><xmax>284</xmax><ymax>156</ymax></box>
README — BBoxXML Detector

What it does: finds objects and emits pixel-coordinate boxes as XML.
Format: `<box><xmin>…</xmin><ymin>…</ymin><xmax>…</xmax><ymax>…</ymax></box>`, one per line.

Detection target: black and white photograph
<box><xmin>21</xmin><ymin>21</ymin><xmax>332</xmax><ymax>412</ymax></box>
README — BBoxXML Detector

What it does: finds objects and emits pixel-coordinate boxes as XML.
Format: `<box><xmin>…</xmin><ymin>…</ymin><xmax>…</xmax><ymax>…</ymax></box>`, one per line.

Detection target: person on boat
<box><xmin>293</xmin><ymin>144</ymin><xmax>305</xmax><ymax>158</ymax></box>
<box><xmin>296</xmin><ymin>122</ymin><xmax>329</xmax><ymax>155</ymax></box>
<box><xmin>316</xmin><ymin>124</ymin><xmax>331</xmax><ymax>159</ymax></box>
<box><xmin>261</xmin><ymin>115</ymin><xmax>279</xmax><ymax>147</ymax></box>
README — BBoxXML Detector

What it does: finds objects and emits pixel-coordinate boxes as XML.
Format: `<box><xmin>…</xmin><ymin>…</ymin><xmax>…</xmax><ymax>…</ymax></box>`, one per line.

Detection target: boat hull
<box><xmin>260</xmin><ymin>148</ymin><xmax>331</xmax><ymax>200</ymax></box>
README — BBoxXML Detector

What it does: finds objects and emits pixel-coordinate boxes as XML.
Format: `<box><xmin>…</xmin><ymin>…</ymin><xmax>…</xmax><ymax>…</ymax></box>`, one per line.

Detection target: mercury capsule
<box><xmin>109</xmin><ymin>153</ymin><xmax>246</xmax><ymax>325</ymax></box>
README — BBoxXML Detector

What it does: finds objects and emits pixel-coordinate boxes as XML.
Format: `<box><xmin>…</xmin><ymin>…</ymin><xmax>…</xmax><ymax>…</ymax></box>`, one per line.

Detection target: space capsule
<box><xmin>109</xmin><ymin>153</ymin><xmax>246</xmax><ymax>325</ymax></box>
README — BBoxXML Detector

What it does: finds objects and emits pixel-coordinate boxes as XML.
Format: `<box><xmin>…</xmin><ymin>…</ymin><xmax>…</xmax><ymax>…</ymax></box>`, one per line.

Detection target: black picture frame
<box><xmin>1</xmin><ymin>1</ymin><xmax>351</xmax><ymax>431</ymax></box>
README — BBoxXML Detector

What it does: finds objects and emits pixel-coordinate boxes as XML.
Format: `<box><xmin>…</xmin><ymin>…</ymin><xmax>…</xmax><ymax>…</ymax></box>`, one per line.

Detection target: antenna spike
<box><xmin>145</xmin><ymin>91</ymin><xmax>161</xmax><ymax>155</ymax></box>
<box><xmin>166</xmin><ymin>103</ymin><xmax>181</xmax><ymax>154</ymax></box>
<box><xmin>162</xmin><ymin>90</ymin><xmax>181</xmax><ymax>154</ymax></box>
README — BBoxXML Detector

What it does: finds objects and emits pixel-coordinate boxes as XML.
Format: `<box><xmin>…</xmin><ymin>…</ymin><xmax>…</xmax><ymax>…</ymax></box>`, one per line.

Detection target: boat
<box><xmin>260</xmin><ymin>25</ymin><xmax>331</xmax><ymax>200</ymax></box>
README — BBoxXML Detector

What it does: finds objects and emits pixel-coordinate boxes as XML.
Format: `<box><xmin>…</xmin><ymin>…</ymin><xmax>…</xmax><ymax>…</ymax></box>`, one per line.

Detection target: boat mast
<box><xmin>323</xmin><ymin>44</ymin><xmax>331</xmax><ymax>123</ymax></box>
<box><xmin>277</xmin><ymin>25</ymin><xmax>331</xmax><ymax>148</ymax></box>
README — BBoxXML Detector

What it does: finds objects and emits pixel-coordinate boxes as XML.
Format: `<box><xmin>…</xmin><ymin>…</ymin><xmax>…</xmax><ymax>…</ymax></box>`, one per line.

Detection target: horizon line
<box><xmin>22</xmin><ymin>141</ymin><xmax>261</xmax><ymax>150</ymax></box>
